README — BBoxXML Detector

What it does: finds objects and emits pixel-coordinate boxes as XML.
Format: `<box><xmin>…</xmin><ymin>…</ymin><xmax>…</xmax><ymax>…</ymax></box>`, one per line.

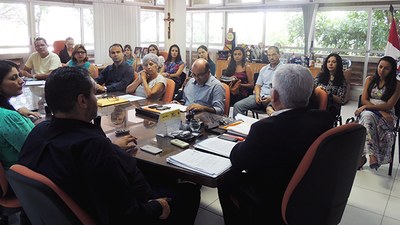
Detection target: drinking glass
<box><xmin>189</xmin><ymin>119</ymin><xmax>201</xmax><ymax>132</ymax></box>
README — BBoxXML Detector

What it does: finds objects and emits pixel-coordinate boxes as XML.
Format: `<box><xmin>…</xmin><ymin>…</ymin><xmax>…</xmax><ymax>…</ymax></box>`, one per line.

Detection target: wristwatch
<box><xmin>103</xmin><ymin>86</ymin><xmax>107</xmax><ymax>92</ymax></box>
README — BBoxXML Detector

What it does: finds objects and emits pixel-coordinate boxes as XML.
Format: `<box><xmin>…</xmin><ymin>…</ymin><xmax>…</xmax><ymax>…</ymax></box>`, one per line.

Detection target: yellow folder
<box><xmin>97</xmin><ymin>97</ymin><xmax>129</xmax><ymax>107</ymax></box>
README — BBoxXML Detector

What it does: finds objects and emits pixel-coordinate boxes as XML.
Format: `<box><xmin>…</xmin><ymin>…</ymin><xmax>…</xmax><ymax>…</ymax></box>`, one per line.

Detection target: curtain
<box><xmin>93</xmin><ymin>2</ymin><xmax>139</xmax><ymax>64</ymax></box>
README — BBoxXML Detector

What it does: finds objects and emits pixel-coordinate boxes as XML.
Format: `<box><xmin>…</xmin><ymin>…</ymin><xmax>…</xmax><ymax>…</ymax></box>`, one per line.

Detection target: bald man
<box><xmin>182</xmin><ymin>58</ymin><xmax>225</xmax><ymax>115</ymax></box>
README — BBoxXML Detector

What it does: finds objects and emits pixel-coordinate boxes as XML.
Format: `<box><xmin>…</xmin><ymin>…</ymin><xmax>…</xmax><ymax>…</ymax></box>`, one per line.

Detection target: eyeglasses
<box><xmin>76</xmin><ymin>51</ymin><xmax>86</xmax><ymax>55</ymax></box>
<box><xmin>189</xmin><ymin>70</ymin><xmax>208</xmax><ymax>78</ymax></box>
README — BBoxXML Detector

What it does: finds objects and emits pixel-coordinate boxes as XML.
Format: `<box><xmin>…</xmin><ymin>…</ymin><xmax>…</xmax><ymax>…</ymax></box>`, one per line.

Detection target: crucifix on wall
<box><xmin>164</xmin><ymin>12</ymin><xmax>175</xmax><ymax>39</ymax></box>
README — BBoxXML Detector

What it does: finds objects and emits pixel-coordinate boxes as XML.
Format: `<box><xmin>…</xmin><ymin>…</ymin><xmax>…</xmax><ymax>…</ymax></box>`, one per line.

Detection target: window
<box><xmin>0</xmin><ymin>3</ymin><xmax>29</xmax><ymax>54</ymax></box>
<box><xmin>313</xmin><ymin>10</ymin><xmax>368</xmax><ymax>56</ymax></box>
<box><xmin>227</xmin><ymin>0</ymin><xmax>262</xmax><ymax>3</ymax></box>
<box><xmin>193</xmin><ymin>0</ymin><xmax>222</xmax><ymax>4</ymax></box>
<box><xmin>33</xmin><ymin>4</ymin><xmax>94</xmax><ymax>51</ymax></box>
<box><xmin>34</xmin><ymin>5</ymin><xmax>81</xmax><ymax>48</ymax></box>
<box><xmin>371</xmin><ymin>9</ymin><xmax>400</xmax><ymax>56</ymax></box>
<box><xmin>186</xmin><ymin>12</ymin><xmax>223</xmax><ymax>48</ymax></box>
<box><xmin>227</xmin><ymin>12</ymin><xmax>264</xmax><ymax>45</ymax></box>
<box><xmin>266</xmin><ymin>11</ymin><xmax>304</xmax><ymax>53</ymax></box>
<box><xmin>192</xmin><ymin>13</ymin><xmax>206</xmax><ymax>43</ymax></box>
<box><xmin>208</xmin><ymin>12</ymin><xmax>224</xmax><ymax>47</ymax></box>
<box><xmin>140</xmin><ymin>10</ymin><xmax>164</xmax><ymax>47</ymax></box>
<box><xmin>82</xmin><ymin>8</ymin><xmax>95</xmax><ymax>50</ymax></box>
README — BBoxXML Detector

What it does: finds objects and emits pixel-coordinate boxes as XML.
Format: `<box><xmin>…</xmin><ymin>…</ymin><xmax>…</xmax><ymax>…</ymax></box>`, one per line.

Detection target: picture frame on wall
<box><xmin>134</xmin><ymin>47</ymin><xmax>142</xmax><ymax>58</ymax></box>
<box><xmin>141</xmin><ymin>47</ymin><xmax>149</xmax><ymax>58</ymax></box>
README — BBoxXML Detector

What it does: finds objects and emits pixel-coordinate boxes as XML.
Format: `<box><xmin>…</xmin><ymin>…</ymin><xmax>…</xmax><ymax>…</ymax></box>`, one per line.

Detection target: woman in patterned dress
<box><xmin>161</xmin><ymin>44</ymin><xmax>185</xmax><ymax>94</ymax></box>
<box><xmin>355</xmin><ymin>56</ymin><xmax>400</xmax><ymax>170</ymax></box>
<box><xmin>314</xmin><ymin>53</ymin><xmax>347</xmax><ymax>117</ymax></box>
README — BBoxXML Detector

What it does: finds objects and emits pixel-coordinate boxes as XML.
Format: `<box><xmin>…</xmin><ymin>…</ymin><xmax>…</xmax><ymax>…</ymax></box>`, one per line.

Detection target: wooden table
<box><xmin>102</xmin><ymin>103</ymin><xmax>233</xmax><ymax>188</ymax></box>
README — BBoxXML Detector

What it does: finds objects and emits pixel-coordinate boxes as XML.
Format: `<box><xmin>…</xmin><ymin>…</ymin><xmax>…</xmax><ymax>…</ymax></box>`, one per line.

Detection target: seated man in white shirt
<box><xmin>20</xmin><ymin>37</ymin><xmax>61</xmax><ymax>80</ymax></box>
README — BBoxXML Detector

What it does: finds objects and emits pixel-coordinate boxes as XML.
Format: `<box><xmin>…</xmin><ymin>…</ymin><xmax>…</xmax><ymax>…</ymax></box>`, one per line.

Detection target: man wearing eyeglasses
<box><xmin>20</xmin><ymin>37</ymin><xmax>61</xmax><ymax>80</ymax></box>
<box><xmin>181</xmin><ymin>58</ymin><xmax>225</xmax><ymax>115</ymax></box>
<box><xmin>232</xmin><ymin>46</ymin><xmax>282</xmax><ymax>117</ymax></box>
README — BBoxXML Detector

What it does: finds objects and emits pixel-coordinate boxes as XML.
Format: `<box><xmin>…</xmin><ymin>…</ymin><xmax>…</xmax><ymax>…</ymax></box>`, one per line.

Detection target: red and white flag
<box><xmin>385</xmin><ymin>17</ymin><xmax>400</xmax><ymax>60</ymax></box>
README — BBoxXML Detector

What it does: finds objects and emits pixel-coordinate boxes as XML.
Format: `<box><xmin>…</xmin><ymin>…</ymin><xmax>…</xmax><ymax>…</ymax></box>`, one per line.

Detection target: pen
<box><xmin>223</xmin><ymin>121</ymin><xmax>243</xmax><ymax>129</ymax></box>
<box><xmin>224</xmin><ymin>134</ymin><xmax>245</xmax><ymax>141</ymax></box>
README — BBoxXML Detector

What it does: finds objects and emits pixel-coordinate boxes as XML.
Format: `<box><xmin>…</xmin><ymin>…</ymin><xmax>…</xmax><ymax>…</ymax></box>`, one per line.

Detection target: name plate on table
<box><xmin>136</xmin><ymin>103</ymin><xmax>187</xmax><ymax>120</ymax></box>
<box><xmin>156</xmin><ymin>109</ymin><xmax>181</xmax><ymax>136</ymax></box>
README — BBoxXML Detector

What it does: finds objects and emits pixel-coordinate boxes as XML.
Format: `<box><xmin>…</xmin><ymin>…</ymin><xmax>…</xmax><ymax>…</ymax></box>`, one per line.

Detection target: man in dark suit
<box><xmin>218</xmin><ymin>64</ymin><xmax>333</xmax><ymax>225</ymax></box>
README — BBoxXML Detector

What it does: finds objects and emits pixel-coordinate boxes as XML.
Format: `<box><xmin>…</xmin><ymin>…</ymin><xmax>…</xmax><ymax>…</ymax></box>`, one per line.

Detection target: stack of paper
<box><xmin>167</xmin><ymin>149</ymin><xmax>231</xmax><ymax>178</ymax></box>
<box><xmin>226</xmin><ymin>123</ymin><xmax>252</xmax><ymax>137</ymax></box>
<box><xmin>225</xmin><ymin>113</ymin><xmax>259</xmax><ymax>137</ymax></box>
<box><xmin>193</xmin><ymin>137</ymin><xmax>238</xmax><ymax>158</ymax></box>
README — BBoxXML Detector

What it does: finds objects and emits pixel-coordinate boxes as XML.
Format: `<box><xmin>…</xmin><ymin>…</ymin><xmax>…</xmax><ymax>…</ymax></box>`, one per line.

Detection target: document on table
<box><xmin>25</xmin><ymin>80</ymin><xmax>45</xmax><ymax>86</ymax></box>
<box><xmin>225</xmin><ymin>113</ymin><xmax>259</xmax><ymax>137</ymax></box>
<box><xmin>163</xmin><ymin>103</ymin><xmax>187</xmax><ymax>112</ymax></box>
<box><xmin>117</xmin><ymin>94</ymin><xmax>145</xmax><ymax>102</ymax></box>
<box><xmin>167</xmin><ymin>149</ymin><xmax>232</xmax><ymax>178</ymax></box>
<box><xmin>193</xmin><ymin>137</ymin><xmax>238</xmax><ymax>158</ymax></box>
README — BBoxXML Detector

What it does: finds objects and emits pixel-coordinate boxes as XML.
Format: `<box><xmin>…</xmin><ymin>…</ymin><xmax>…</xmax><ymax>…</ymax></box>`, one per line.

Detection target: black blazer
<box><xmin>230</xmin><ymin>108</ymin><xmax>333</xmax><ymax>224</ymax></box>
<box><xmin>58</xmin><ymin>47</ymin><xmax>71</xmax><ymax>64</ymax></box>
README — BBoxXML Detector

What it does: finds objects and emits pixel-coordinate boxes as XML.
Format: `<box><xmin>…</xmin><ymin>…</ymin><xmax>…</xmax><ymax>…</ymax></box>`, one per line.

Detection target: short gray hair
<box><xmin>272</xmin><ymin>64</ymin><xmax>313</xmax><ymax>108</ymax></box>
<box><xmin>142</xmin><ymin>53</ymin><xmax>162</xmax><ymax>68</ymax></box>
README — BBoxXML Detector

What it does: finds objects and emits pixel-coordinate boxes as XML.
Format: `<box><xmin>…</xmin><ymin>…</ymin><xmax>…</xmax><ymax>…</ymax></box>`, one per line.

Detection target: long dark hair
<box><xmin>197</xmin><ymin>45</ymin><xmax>210</xmax><ymax>61</ymax></box>
<box><xmin>367</xmin><ymin>56</ymin><xmax>398</xmax><ymax>101</ymax></box>
<box><xmin>225</xmin><ymin>47</ymin><xmax>246</xmax><ymax>77</ymax></box>
<box><xmin>166</xmin><ymin>44</ymin><xmax>182</xmax><ymax>62</ymax></box>
<box><xmin>0</xmin><ymin>60</ymin><xmax>18</xmax><ymax>110</ymax></box>
<box><xmin>148</xmin><ymin>44</ymin><xmax>160</xmax><ymax>56</ymax></box>
<box><xmin>316</xmin><ymin>53</ymin><xmax>345</xmax><ymax>87</ymax></box>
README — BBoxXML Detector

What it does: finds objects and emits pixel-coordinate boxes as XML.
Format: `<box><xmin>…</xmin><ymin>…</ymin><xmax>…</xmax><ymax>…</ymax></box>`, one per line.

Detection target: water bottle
<box><xmin>38</xmin><ymin>98</ymin><xmax>46</xmax><ymax>115</ymax></box>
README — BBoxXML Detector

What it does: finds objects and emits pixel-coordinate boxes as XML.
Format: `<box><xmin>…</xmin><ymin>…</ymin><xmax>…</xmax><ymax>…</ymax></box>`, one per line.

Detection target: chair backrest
<box><xmin>7</xmin><ymin>164</ymin><xmax>96</xmax><ymax>225</ymax></box>
<box><xmin>162</xmin><ymin>78</ymin><xmax>176</xmax><ymax>102</ymax></box>
<box><xmin>159</xmin><ymin>51</ymin><xmax>168</xmax><ymax>61</ymax></box>
<box><xmin>313</xmin><ymin>86</ymin><xmax>328</xmax><ymax>110</ymax></box>
<box><xmin>0</xmin><ymin>163</ymin><xmax>9</xmax><ymax>197</ymax></box>
<box><xmin>221</xmin><ymin>83</ymin><xmax>230</xmax><ymax>116</ymax></box>
<box><xmin>281</xmin><ymin>123</ymin><xmax>366</xmax><ymax>225</ymax></box>
<box><xmin>53</xmin><ymin>40</ymin><xmax>65</xmax><ymax>55</ymax></box>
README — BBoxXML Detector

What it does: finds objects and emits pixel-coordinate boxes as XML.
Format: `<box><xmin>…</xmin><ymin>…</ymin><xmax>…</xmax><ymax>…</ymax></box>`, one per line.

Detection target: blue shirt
<box><xmin>95</xmin><ymin>62</ymin><xmax>134</xmax><ymax>92</ymax></box>
<box><xmin>183</xmin><ymin>75</ymin><xmax>225</xmax><ymax>115</ymax></box>
<box><xmin>256</xmin><ymin>62</ymin><xmax>282</xmax><ymax>97</ymax></box>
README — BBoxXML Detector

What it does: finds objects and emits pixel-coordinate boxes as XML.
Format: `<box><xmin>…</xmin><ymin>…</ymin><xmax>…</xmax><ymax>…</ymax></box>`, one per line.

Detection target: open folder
<box><xmin>167</xmin><ymin>149</ymin><xmax>231</xmax><ymax>178</ymax></box>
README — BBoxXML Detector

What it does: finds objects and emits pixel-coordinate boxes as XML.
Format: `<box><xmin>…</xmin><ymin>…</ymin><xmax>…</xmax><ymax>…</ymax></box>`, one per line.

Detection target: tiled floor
<box><xmin>194</xmin><ymin>100</ymin><xmax>400</xmax><ymax>225</ymax></box>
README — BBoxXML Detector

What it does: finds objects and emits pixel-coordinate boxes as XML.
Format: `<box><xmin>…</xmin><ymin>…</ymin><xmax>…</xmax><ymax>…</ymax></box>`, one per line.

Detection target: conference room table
<box><xmin>98</xmin><ymin>96</ymin><xmax>234</xmax><ymax>188</ymax></box>
<box><xmin>15</xmin><ymin>85</ymin><xmax>234</xmax><ymax>188</ymax></box>
<box><xmin>12</xmin><ymin>85</ymin><xmax>231</xmax><ymax>188</ymax></box>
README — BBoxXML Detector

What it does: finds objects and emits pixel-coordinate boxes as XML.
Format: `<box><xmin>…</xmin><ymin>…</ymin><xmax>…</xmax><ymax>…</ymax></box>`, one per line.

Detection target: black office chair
<box><xmin>245</xmin><ymin>72</ymin><xmax>267</xmax><ymax>119</ymax></box>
